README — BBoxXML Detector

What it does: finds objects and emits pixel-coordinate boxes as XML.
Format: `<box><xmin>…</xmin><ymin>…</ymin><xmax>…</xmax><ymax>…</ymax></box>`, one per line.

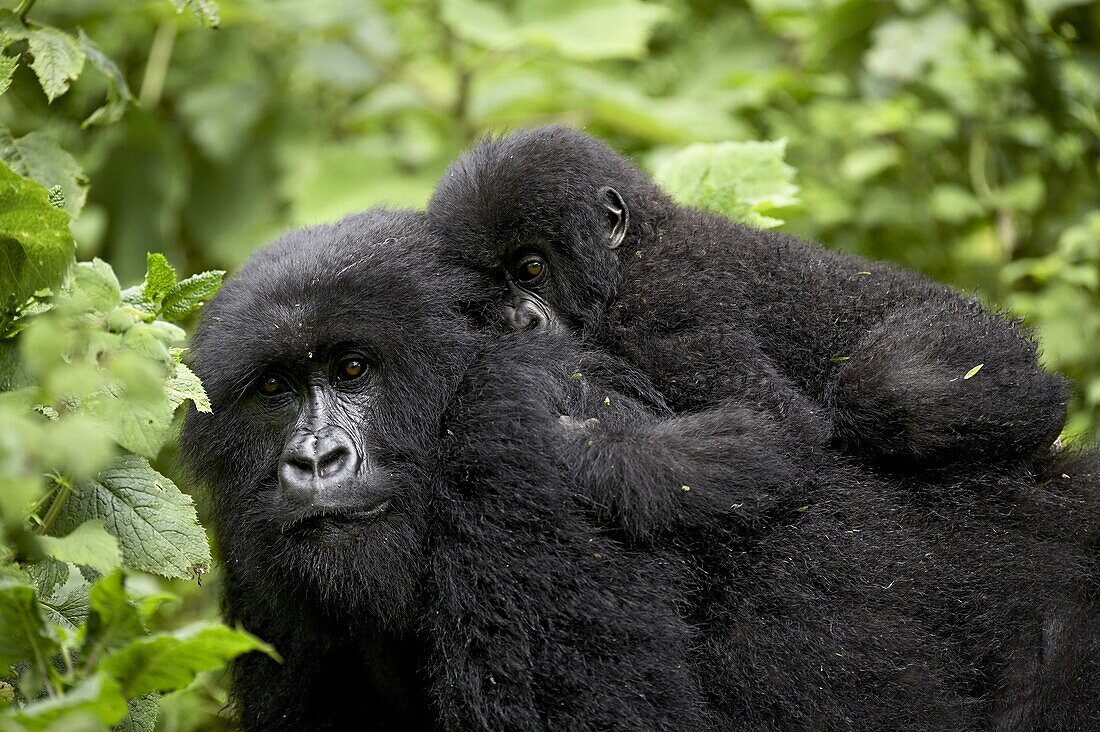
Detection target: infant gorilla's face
<box><xmin>182</xmin><ymin>211</ymin><xmax>476</xmax><ymax>622</ymax></box>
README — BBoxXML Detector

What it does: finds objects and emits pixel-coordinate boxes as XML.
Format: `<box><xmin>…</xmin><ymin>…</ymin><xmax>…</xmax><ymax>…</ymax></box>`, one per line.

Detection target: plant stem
<box><xmin>139</xmin><ymin>21</ymin><xmax>177</xmax><ymax>108</ymax></box>
<box><xmin>37</xmin><ymin>476</ymin><xmax>71</xmax><ymax>536</ymax></box>
<box><xmin>14</xmin><ymin>0</ymin><xmax>37</xmax><ymax>22</ymax></box>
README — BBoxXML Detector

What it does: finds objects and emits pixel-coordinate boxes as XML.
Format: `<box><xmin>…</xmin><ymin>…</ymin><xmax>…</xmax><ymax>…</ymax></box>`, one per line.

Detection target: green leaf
<box><xmin>77</xmin><ymin>30</ymin><xmax>136</xmax><ymax>128</ymax></box>
<box><xmin>81</xmin><ymin>569</ymin><xmax>146</xmax><ymax>664</ymax></box>
<box><xmin>169</xmin><ymin>0</ymin><xmax>221</xmax><ymax>29</ymax></box>
<box><xmin>654</xmin><ymin>139</ymin><xmax>799</xmax><ymax>228</ymax></box>
<box><xmin>72</xmin><ymin>258</ymin><xmax>122</xmax><ymax>312</ymax></box>
<box><xmin>142</xmin><ymin>253</ymin><xmax>177</xmax><ymax>305</ymax></box>
<box><xmin>39</xmin><ymin>520</ymin><xmax>122</xmax><ymax>574</ymax></box>
<box><xmin>115</xmin><ymin>694</ymin><xmax>160</xmax><ymax>732</ymax></box>
<box><xmin>0</xmin><ymin>576</ymin><xmax>59</xmax><ymax>673</ymax></box>
<box><xmin>36</xmin><ymin>565</ymin><xmax>91</xmax><ymax>631</ymax></box>
<box><xmin>9</xmin><ymin>673</ymin><xmax>128</xmax><ymax>730</ymax></box>
<box><xmin>158</xmin><ymin>270</ymin><xmax>224</xmax><ymax>322</ymax></box>
<box><xmin>963</xmin><ymin>363</ymin><xmax>984</xmax><ymax>380</ymax></box>
<box><xmin>0</xmin><ymin>161</ymin><xmax>75</xmax><ymax>327</ymax></box>
<box><xmin>103</xmin><ymin>623</ymin><xmax>275</xmax><ymax>698</ymax></box>
<box><xmin>0</xmin><ymin>54</ymin><xmax>16</xmax><ymax>97</ymax></box>
<box><xmin>166</xmin><ymin>362</ymin><xmax>211</xmax><ymax>413</ymax></box>
<box><xmin>27</xmin><ymin>26</ymin><xmax>86</xmax><ymax>103</ymax></box>
<box><xmin>0</xmin><ymin>127</ymin><xmax>90</xmax><ymax>218</ymax></box>
<box><xmin>54</xmin><ymin>455</ymin><xmax>211</xmax><ymax>579</ymax></box>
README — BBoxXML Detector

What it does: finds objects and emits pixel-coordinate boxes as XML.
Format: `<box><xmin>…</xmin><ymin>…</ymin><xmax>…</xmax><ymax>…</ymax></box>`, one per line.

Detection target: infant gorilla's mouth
<box><xmin>282</xmin><ymin>498</ymin><xmax>392</xmax><ymax>537</ymax></box>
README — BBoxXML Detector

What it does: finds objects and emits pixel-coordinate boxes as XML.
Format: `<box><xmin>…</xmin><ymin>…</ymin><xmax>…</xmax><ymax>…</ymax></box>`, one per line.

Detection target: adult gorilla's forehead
<box><xmin>192</xmin><ymin>210</ymin><xmax>464</xmax><ymax>383</ymax></box>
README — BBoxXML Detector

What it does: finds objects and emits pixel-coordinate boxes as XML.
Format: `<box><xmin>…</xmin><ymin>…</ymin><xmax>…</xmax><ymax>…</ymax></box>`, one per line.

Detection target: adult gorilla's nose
<box><xmin>279</xmin><ymin>430</ymin><xmax>360</xmax><ymax>503</ymax></box>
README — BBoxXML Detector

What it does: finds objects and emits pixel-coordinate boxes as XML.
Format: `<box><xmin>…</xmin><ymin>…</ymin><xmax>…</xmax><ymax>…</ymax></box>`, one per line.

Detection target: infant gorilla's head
<box><xmin>181</xmin><ymin>209</ymin><xmax>478</xmax><ymax>627</ymax></box>
<box><xmin>428</xmin><ymin>125</ymin><xmax>668</xmax><ymax>335</ymax></box>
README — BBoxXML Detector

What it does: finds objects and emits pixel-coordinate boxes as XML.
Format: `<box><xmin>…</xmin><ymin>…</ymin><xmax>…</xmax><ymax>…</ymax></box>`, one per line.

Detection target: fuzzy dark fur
<box><xmin>181</xmin><ymin>211</ymin><xmax>1100</xmax><ymax>731</ymax></box>
<box><xmin>427</xmin><ymin>126</ymin><xmax>1069</xmax><ymax>469</ymax></box>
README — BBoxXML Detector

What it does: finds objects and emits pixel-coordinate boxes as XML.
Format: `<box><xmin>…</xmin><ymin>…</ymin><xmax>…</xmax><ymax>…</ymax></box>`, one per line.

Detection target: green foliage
<box><xmin>0</xmin><ymin>6</ymin><xmax>272</xmax><ymax>729</ymax></box>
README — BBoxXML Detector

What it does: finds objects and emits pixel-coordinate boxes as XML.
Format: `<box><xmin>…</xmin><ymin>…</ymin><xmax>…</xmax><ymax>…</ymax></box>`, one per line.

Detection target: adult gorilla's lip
<box><xmin>281</xmin><ymin>497</ymin><xmax>392</xmax><ymax>535</ymax></box>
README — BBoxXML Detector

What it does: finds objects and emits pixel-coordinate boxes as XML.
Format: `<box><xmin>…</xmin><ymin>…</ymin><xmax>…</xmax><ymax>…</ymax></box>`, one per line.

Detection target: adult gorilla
<box><xmin>181</xmin><ymin>210</ymin><xmax>1100</xmax><ymax>731</ymax></box>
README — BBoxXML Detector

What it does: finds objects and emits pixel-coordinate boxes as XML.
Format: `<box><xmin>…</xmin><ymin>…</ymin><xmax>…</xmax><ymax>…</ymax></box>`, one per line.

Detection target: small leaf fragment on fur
<box><xmin>963</xmin><ymin>363</ymin><xmax>984</xmax><ymax>380</ymax></box>
<box><xmin>681</xmin><ymin>485</ymin><xmax>691</xmax><ymax>492</ymax></box>
<box><xmin>830</xmin><ymin>356</ymin><xmax>850</xmax><ymax>363</ymax></box>
<box><xmin>796</xmin><ymin>505</ymin><xmax>809</xmax><ymax>512</ymax></box>
<box><xmin>571</xmin><ymin>371</ymin><xmax>583</xmax><ymax>380</ymax></box>
<box><xmin>603</xmin><ymin>396</ymin><xmax>611</xmax><ymax>406</ymax></box>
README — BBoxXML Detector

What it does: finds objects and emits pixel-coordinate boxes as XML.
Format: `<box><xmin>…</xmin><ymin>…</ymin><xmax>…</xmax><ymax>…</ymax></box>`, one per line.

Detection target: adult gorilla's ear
<box><xmin>599</xmin><ymin>186</ymin><xmax>628</xmax><ymax>249</ymax></box>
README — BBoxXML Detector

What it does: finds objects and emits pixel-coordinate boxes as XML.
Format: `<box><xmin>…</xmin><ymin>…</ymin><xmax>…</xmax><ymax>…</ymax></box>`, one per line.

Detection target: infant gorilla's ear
<box><xmin>599</xmin><ymin>186</ymin><xmax>628</xmax><ymax>249</ymax></box>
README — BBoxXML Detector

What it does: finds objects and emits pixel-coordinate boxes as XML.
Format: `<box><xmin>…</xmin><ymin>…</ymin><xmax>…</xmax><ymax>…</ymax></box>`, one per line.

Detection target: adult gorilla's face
<box><xmin>181</xmin><ymin>211</ymin><xmax>477</xmax><ymax>628</ymax></box>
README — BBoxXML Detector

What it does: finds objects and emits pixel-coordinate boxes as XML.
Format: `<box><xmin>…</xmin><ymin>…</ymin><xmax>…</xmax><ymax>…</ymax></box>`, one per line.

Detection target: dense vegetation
<box><xmin>1</xmin><ymin>0</ymin><xmax>1097</xmax><ymax>729</ymax></box>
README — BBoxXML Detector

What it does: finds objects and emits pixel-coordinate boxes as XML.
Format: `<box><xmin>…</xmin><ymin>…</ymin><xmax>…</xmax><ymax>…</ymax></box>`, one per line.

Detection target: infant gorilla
<box><xmin>428</xmin><ymin>126</ymin><xmax>1067</xmax><ymax>469</ymax></box>
<box><xmin>182</xmin><ymin>210</ymin><xmax>1100</xmax><ymax>731</ymax></box>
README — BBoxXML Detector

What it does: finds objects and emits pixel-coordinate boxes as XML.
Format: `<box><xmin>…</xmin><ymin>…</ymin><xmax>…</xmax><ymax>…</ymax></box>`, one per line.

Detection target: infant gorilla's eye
<box><xmin>514</xmin><ymin>254</ymin><xmax>548</xmax><ymax>285</ymax></box>
<box><xmin>337</xmin><ymin>358</ymin><xmax>365</xmax><ymax>381</ymax></box>
<box><xmin>259</xmin><ymin>376</ymin><xmax>284</xmax><ymax>396</ymax></box>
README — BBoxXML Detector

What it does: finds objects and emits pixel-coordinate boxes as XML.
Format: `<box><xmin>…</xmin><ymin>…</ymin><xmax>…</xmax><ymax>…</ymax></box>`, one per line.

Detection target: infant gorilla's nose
<box><xmin>279</xmin><ymin>430</ymin><xmax>359</xmax><ymax>503</ymax></box>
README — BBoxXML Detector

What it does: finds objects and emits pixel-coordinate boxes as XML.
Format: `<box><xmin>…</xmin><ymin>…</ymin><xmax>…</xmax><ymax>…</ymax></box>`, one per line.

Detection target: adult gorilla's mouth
<box><xmin>281</xmin><ymin>497</ymin><xmax>393</xmax><ymax>537</ymax></box>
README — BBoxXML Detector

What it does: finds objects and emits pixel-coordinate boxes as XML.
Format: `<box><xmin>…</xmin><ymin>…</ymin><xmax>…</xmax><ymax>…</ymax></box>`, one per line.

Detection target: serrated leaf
<box><xmin>77</xmin><ymin>29</ymin><xmax>135</xmax><ymax>128</ymax></box>
<box><xmin>72</xmin><ymin>258</ymin><xmax>122</xmax><ymax>312</ymax></box>
<box><xmin>54</xmin><ymin>454</ymin><xmax>211</xmax><ymax>579</ymax></box>
<box><xmin>142</xmin><ymin>253</ymin><xmax>177</xmax><ymax>304</ymax></box>
<box><xmin>158</xmin><ymin>270</ymin><xmax>224</xmax><ymax>322</ymax></box>
<box><xmin>169</xmin><ymin>0</ymin><xmax>221</xmax><ymax>29</ymax></box>
<box><xmin>0</xmin><ymin>127</ymin><xmax>90</xmax><ymax>217</ymax></box>
<box><xmin>0</xmin><ymin>54</ymin><xmax>16</xmax><ymax>97</ymax></box>
<box><xmin>166</xmin><ymin>362</ymin><xmax>211</xmax><ymax>413</ymax></box>
<box><xmin>39</xmin><ymin>519</ymin><xmax>122</xmax><ymax>574</ymax></box>
<box><xmin>103</xmin><ymin>623</ymin><xmax>275</xmax><ymax>698</ymax></box>
<box><xmin>10</xmin><ymin>672</ymin><xmax>128</xmax><ymax>730</ymax></box>
<box><xmin>0</xmin><ymin>576</ymin><xmax>59</xmax><ymax>672</ymax></box>
<box><xmin>27</xmin><ymin>26</ymin><xmax>86</xmax><ymax>102</ymax></box>
<box><xmin>0</xmin><ymin>161</ymin><xmax>75</xmax><ymax>328</ymax></box>
<box><xmin>654</xmin><ymin>139</ymin><xmax>799</xmax><ymax>228</ymax></box>
<box><xmin>81</xmin><ymin>569</ymin><xmax>146</xmax><ymax>664</ymax></box>
<box><xmin>37</xmin><ymin>564</ymin><xmax>91</xmax><ymax>631</ymax></box>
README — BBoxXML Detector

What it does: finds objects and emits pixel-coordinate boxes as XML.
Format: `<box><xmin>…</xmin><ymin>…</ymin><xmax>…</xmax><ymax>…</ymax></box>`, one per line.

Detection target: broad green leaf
<box><xmin>169</xmin><ymin>0</ymin><xmax>221</xmax><ymax>28</ymax></box>
<box><xmin>39</xmin><ymin>520</ymin><xmax>122</xmax><ymax>574</ymax></box>
<box><xmin>654</xmin><ymin>139</ymin><xmax>799</xmax><ymax>228</ymax></box>
<box><xmin>0</xmin><ymin>54</ymin><xmax>16</xmax><ymax>97</ymax></box>
<box><xmin>77</xmin><ymin>29</ymin><xmax>135</xmax><ymax>127</ymax></box>
<box><xmin>27</xmin><ymin>27</ymin><xmax>86</xmax><ymax>103</ymax></box>
<box><xmin>72</xmin><ymin>258</ymin><xmax>122</xmax><ymax>312</ymax></box>
<box><xmin>0</xmin><ymin>162</ymin><xmax>75</xmax><ymax>327</ymax></box>
<box><xmin>864</xmin><ymin>10</ymin><xmax>965</xmax><ymax>83</ymax></box>
<box><xmin>8</xmin><ymin>673</ymin><xmax>128</xmax><ymax>730</ymax></box>
<box><xmin>115</xmin><ymin>695</ymin><xmax>160</xmax><ymax>732</ymax></box>
<box><xmin>94</xmin><ymin>379</ymin><xmax>174</xmax><ymax>459</ymax></box>
<box><xmin>24</xmin><ymin>560</ymin><xmax>69</xmax><ymax>599</ymax></box>
<box><xmin>103</xmin><ymin>623</ymin><xmax>275</xmax><ymax>698</ymax></box>
<box><xmin>54</xmin><ymin>455</ymin><xmax>211</xmax><ymax>579</ymax></box>
<box><xmin>158</xmin><ymin>270</ymin><xmax>224</xmax><ymax>322</ymax></box>
<box><xmin>166</xmin><ymin>362</ymin><xmax>211</xmax><ymax>413</ymax></box>
<box><xmin>142</xmin><ymin>253</ymin><xmax>177</xmax><ymax>305</ymax></box>
<box><xmin>81</xmin><ymin>570</ymin><xmax>146</xmax><ymax>663</ymax></box>
<box><xmin>37</xmin><ymin>563</ymin><xmax>90</xmax><ymax>631</ymax></box>
<box><xmin>0</xmin><ymin>127</ymin><xmax>89</xmax><ymax>218</ymax></box>
<box><xmin>0</xmin><ymin>576</ymin><xmax>59</xmax><ymax>673</ymax></box>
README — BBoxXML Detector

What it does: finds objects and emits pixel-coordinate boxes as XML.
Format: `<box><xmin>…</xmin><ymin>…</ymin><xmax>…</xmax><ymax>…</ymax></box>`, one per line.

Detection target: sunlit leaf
<box><xmin>39</xmin><ymin>520</ymin><xmax>122</xmax><ymax>575</ymax></box>
<box><xmin>27</xmin><ymin>26</ymin><xmax>86</xmax><ymax>102</ymax></box>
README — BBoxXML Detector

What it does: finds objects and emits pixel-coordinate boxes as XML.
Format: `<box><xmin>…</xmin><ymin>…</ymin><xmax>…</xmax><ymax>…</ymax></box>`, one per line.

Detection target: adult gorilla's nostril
<box><xmin>279</xmin><ymin>431</ymin><xmax>359</xmax><ymax>502</ymax></box>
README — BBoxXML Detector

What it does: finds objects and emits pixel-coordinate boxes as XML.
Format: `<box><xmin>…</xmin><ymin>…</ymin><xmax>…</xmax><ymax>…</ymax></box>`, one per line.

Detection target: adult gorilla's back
<box><xmin>181</xmin><ymin>210</ymin><xmax>1100</xmax><ymax>730</ymax></box>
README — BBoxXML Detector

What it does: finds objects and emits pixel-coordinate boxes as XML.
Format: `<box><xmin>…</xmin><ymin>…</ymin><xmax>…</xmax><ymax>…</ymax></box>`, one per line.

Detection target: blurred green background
<box><xmin>1</xmin><ymin>0</ymin><xmax>1098</xmax><ymax>727</ymax></box>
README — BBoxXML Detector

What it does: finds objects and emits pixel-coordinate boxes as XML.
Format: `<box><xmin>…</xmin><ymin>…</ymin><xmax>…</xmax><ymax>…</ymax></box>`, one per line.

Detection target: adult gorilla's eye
<box><xmin>259</xmin><ymin>376</ymin><xmax>284</xmax><ymax>396</ymax></box>
<box><xmin>514</xmin><ymin>254</ymin><xmax>547</xmax><ymax>286</ymax></box>
<box><xmin>337</xmin><ymin>358</ymin><xmax>365</xmax><ymax>381</ymax></box>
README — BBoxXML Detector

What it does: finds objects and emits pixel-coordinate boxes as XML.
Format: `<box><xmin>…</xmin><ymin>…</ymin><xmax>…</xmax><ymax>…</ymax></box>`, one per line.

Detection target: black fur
<box><xmin>181</xmin><ymin>210</ymin><xmax>1100</xmax><ymax>730</ymax></box>
<box><xmin>427</xmin><ymin>126</ymin><xmax>1069</xmax><ymax>469</ymax></box>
